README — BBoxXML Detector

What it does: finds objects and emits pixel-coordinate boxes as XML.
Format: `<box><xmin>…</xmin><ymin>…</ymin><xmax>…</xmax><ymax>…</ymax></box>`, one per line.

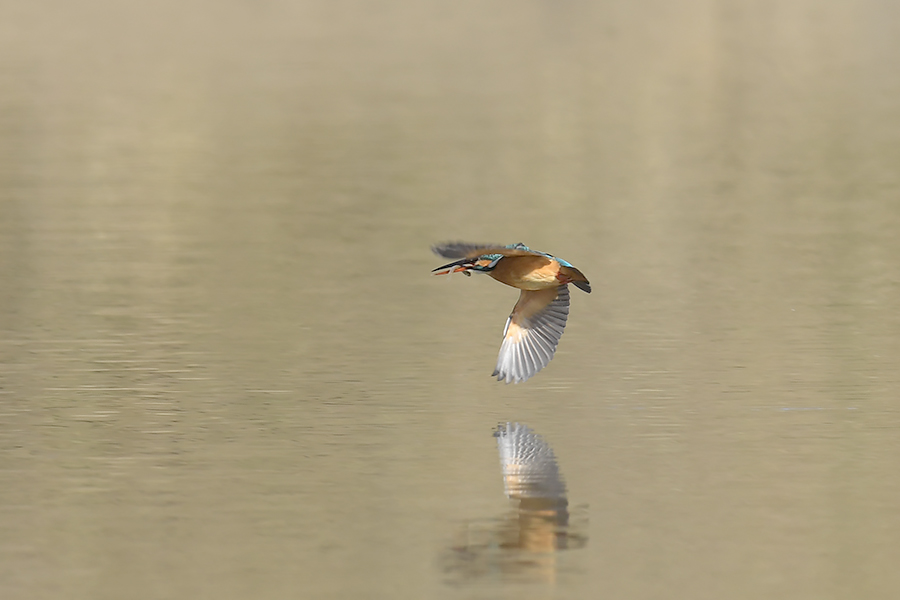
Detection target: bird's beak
<box><xmin>432</xmin><ymin>258</ymin><xmax>473</xmax><ymax>276</ymax></box>
<box><xmin>432</xmin><ymin>266</ymin><xmax>471</xmax><ymax>276</ymax></box>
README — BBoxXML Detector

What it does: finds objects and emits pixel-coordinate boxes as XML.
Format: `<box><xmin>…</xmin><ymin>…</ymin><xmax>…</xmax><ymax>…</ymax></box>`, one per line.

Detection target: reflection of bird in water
<box><xmin>494</xmin><ymin>422</ymin><xmax>570</xmax><ymax>552</ymax></box>
<box><xmin>443</xmin><ymin>423</ymin><xmax>585</xmax><ymax>585</ymax></box>
<box><xmin>432</xmin><ymin>242</ymin><xmax>590</xmax><ymax>383</ymax></box>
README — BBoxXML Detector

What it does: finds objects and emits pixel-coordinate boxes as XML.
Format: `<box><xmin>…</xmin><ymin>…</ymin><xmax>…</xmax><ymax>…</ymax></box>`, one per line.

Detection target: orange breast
<box><xmin>489</xmin><ymin>256</ymin><xmax>561</xmax><ymax>290</ymax></box>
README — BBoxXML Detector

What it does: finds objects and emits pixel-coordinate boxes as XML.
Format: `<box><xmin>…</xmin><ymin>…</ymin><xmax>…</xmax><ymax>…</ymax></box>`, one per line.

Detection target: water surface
<box><xmin>2</xmin><ymin>1</ymin><xmax>900</xmax><ymax>599</ymax></box>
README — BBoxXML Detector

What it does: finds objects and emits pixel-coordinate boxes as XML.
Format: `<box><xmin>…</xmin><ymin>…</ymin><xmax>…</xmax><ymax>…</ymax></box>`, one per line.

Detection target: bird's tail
<box><xmin>561</xmin><ymin>266</ymin><xmax>591</xmax><ymax>293</ymax></box>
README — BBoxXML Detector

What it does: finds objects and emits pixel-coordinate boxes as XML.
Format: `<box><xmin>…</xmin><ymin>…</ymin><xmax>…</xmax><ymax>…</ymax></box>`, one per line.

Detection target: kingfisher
<box><xmin>432</xmin><ymin>242</ymin><xmax>590</xmax><ymax>383</ymax></box>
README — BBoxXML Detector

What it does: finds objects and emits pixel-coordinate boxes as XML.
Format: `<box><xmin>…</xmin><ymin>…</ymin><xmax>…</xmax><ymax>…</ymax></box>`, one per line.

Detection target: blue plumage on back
<box><xmin>498</xmin><ymin>242</ymin><xmax>575</xmax><ymax>268</ymax></box>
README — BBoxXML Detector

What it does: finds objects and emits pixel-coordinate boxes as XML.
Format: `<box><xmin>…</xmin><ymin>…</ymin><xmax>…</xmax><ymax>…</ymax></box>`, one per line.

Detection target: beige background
<box><xmin>1</xmin><ymin>1</ymin><xmax>899</xmax><ymax>598</ymax></box>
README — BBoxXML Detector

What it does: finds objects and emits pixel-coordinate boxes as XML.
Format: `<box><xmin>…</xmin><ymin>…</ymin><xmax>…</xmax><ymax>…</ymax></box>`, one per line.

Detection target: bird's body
<box><xmin>432</xmin><ymin>242</ymin><xmax>590</xmax><ymax>383</ymax></box>
<box><xmin>490</xmin><ymin>255</ymin><xmax>564</xmax><ymax>289</ymax></box>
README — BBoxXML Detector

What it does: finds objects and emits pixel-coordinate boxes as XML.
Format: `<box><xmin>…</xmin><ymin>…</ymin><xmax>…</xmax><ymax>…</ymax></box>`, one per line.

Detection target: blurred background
<box><xmin>1</xmin><ymin>1</ymin><xmax>899</xmax><ymax>598</ymax></box>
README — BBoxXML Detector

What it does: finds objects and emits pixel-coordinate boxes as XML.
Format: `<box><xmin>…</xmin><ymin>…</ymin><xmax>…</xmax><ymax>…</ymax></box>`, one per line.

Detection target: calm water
<box><xmin>2</xmin><ymin>1</ymin><xmax>900</xmax><ymax>598</ymax></box>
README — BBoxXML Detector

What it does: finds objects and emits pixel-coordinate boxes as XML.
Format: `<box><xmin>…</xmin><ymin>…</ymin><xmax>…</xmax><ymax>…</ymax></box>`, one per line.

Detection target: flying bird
<box><xmin>432</xmin><ymin>242</ymin><xmax>590</xmax><ymax>383</ymax></box>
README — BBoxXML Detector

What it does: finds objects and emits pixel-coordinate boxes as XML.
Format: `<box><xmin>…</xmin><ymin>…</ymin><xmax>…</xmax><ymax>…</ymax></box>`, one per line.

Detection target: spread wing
<box><xmin>432</xmin><ymin>242</ymin><xmax>542</xmax><ymax>260</ymax></box>
<box><xmin>493</xmin><ymin>285</ymin><xmax>570</xmax><ymax>384</ymax></box>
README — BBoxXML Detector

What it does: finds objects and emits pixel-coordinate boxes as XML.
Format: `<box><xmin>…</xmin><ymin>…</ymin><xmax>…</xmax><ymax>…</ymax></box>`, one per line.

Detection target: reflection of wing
<box><xmin>441</xmin><ymin>423</ymin><xmax>583</xmax><ymax>582</ymax></box>
<box><xmin>493</xmin><ymin>286</ymin><xmax>569</xmax><ymax>384</ymax></box>
<box><xmin>494</xmin><ymin>422</ymin><xmax>567</xmax><ymax>501</ymax></box>
<box><xmin>432</xmin><ymin>242</ymin><xmax>540</xmax><ymax>260</ymax></box>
